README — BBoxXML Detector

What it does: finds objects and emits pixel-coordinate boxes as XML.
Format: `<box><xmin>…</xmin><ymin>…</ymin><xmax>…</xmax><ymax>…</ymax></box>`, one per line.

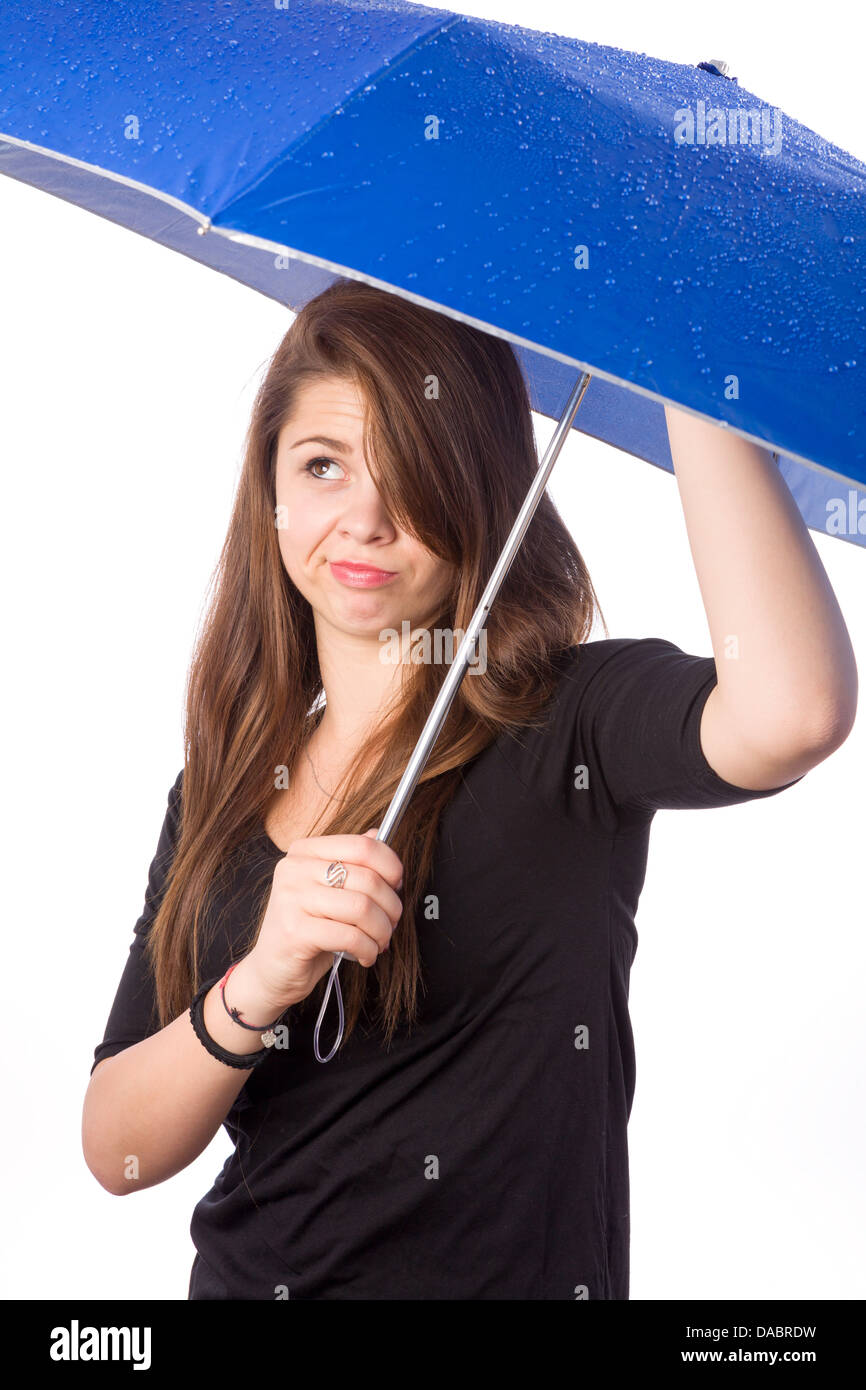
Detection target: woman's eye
<box><xmin>304</xmin><ymin>456</ymin><xmax>344</xmax><ymax>480</ymax></box>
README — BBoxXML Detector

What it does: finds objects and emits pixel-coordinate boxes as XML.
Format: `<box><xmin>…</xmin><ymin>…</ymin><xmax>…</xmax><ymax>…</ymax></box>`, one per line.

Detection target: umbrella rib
<box><xmin>0</xmin><ymin>129</ymin><xmax>212</xmax><ymax>227</ymax></box>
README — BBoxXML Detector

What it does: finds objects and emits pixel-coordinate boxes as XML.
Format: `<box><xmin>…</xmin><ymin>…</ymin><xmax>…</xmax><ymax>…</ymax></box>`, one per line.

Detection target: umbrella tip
<box><xmin>697</xmin><ymin>59</ymin><xmax>736</xmax><ymax>81</ymax></box>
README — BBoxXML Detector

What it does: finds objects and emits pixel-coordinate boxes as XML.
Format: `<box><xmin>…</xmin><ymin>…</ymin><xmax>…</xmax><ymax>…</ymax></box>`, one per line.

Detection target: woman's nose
<box><xmin>336</xmin><ymin>479</ymin><xmax>396</xmax><ymax>541</ymax></box>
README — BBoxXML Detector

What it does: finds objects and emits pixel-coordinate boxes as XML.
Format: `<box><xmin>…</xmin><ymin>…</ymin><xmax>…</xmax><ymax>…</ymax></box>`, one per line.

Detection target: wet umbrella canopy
<box><xmin>1</xmin><ymin>0</ymin><xmax>864</xmax><ymax>532</ymax></box>
<box><xmin>2</xmin><ymin>0</ymin><xmax>864</xmax><ymax>1056</ymax></box>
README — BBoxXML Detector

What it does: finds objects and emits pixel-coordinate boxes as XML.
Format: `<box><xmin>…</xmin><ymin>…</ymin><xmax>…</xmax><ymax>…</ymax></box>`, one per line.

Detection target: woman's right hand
<box><xmin>240</xmin><ymin>828</ymin><xmax>404</xmax><ymax>1014</ymax></box>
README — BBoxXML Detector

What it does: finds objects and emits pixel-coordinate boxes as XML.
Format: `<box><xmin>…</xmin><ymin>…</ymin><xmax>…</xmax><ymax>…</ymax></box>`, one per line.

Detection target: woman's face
<box><xmin>274</xmin><ymin>374</ymin><xmax>455</xmax><ymax>643</ymax></box>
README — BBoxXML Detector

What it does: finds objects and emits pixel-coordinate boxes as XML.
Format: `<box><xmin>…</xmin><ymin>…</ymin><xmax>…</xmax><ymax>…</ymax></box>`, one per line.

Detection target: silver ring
<box><xmin>326</xmin><ymin>861</ymin><xmax>347</xmax><ymax>888</ymax></box>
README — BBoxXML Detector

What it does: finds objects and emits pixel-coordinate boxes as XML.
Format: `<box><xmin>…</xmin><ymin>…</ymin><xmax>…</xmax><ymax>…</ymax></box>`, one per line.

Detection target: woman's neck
<box><xmin>313</xmin><ymin>624</ymin><xmax>406</xmax><ymax>750</ymax></box>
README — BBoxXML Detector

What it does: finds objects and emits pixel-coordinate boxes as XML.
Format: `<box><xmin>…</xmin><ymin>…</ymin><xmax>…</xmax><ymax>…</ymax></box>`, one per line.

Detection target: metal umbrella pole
<box><xmin>313</xmin><ymin>370</ymin><xmax>592</xmax><ymax>1062</ymax></box>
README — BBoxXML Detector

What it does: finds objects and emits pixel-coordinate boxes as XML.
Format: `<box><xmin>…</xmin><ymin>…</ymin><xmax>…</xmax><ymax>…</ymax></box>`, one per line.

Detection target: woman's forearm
<box><xmin>82</xmin><ymin>956</ymin><xmax>285</xmax><ymax>1195</ymax></box>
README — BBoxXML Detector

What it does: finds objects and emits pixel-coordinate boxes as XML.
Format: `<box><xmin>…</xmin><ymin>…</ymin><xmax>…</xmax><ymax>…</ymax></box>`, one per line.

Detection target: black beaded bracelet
<box><xmin>189</xmin><ymin>976</ymin><xmax>275</xmax><ymax>1070</ymax></box>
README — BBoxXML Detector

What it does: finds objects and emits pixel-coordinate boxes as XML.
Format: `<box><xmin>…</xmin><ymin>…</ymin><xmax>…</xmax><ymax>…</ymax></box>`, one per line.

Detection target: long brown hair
<box><xmin>146</xmin><ymin>278</ymin><xmax>606</xmax><ymax>1050</ymax></box>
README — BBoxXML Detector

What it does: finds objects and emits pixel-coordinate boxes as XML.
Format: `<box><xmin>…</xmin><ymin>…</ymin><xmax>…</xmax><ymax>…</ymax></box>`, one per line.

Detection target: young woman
<box><xmin>82</xmin><ymin>279</ymin><xmax>857</xmax><ymax>1300</ymax></box>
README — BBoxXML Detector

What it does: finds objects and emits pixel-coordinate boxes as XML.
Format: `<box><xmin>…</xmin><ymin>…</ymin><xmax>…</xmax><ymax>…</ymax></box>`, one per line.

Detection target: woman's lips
<box><xmin>329</xmin><ymin>561</ymin><xmax>398</xmax><ymax>588</ymax></box>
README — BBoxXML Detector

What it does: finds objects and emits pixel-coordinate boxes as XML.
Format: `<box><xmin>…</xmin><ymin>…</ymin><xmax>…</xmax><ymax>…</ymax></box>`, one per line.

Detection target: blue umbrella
<box><xmin>1</xmin><ymin>0</ymin><xmax>864</xmax><ymax>533</ymax></box>
<box><xmin>3</xmin><ymin>0</ymin><xmax>864</xmax><ymax>1055</ymax></box>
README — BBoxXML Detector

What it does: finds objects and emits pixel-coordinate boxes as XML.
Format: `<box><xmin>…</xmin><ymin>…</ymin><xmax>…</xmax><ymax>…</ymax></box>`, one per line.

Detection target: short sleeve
<box><xmin>90</xmin><ymin>768</ymin><xmax>184</xmax><ymax>1075</ymax></box>
<box><xmin>565</xmin><ymin>637</ymin><xmax>806</xmax><ymax>825</ymax></box>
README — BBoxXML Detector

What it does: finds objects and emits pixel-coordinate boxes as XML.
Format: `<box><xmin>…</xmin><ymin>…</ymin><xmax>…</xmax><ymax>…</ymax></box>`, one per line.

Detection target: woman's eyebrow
<box><xmin>290</xmin><ymin>435</ymin><xmax>350</xmax><ymax>452</ymax></box>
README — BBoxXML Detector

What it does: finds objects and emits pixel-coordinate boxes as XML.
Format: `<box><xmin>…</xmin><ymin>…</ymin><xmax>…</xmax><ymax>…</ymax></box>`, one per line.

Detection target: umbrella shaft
<box><xmin>376</xmin><ymin>371</ymin><xmax>592</xmax><ymax>846</ymax></box>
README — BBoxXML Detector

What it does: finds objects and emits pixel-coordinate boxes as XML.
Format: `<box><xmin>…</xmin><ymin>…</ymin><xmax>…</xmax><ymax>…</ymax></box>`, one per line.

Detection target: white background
<box><xmin>1</xmin><ymin>0</ymin><xmax>863</xmax><ymax>1300</ymax></box>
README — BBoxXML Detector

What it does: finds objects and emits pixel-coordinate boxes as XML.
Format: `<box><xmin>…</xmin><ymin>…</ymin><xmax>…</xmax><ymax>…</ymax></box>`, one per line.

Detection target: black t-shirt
<box><xmin>90</xmin><ymin>637</ymin><xmax>804</xmax><ymax>1300</ymax></box>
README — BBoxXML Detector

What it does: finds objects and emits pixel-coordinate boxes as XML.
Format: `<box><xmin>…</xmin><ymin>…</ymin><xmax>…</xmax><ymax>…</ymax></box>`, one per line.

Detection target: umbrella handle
<box><xmin>312</xmin><ymin>370</ymin><xmax>592</xmax><ymax>1063</ymax></box>
<box><xmin>313</xmin><ymin>950</ymin><xmax>348</xmax><ymax>1064</ymax></box>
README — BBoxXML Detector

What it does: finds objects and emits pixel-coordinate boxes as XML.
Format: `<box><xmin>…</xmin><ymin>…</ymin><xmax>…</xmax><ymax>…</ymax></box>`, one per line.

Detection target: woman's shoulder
<box><xmin>551</xmin><ymin>634</ymin><xmax>696</xmax><ymax>693</ymax></box>
<box><xmin>541</xmin><ymin>633</ymin><xmax>718</xmax><ymax>758</ymax></box>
